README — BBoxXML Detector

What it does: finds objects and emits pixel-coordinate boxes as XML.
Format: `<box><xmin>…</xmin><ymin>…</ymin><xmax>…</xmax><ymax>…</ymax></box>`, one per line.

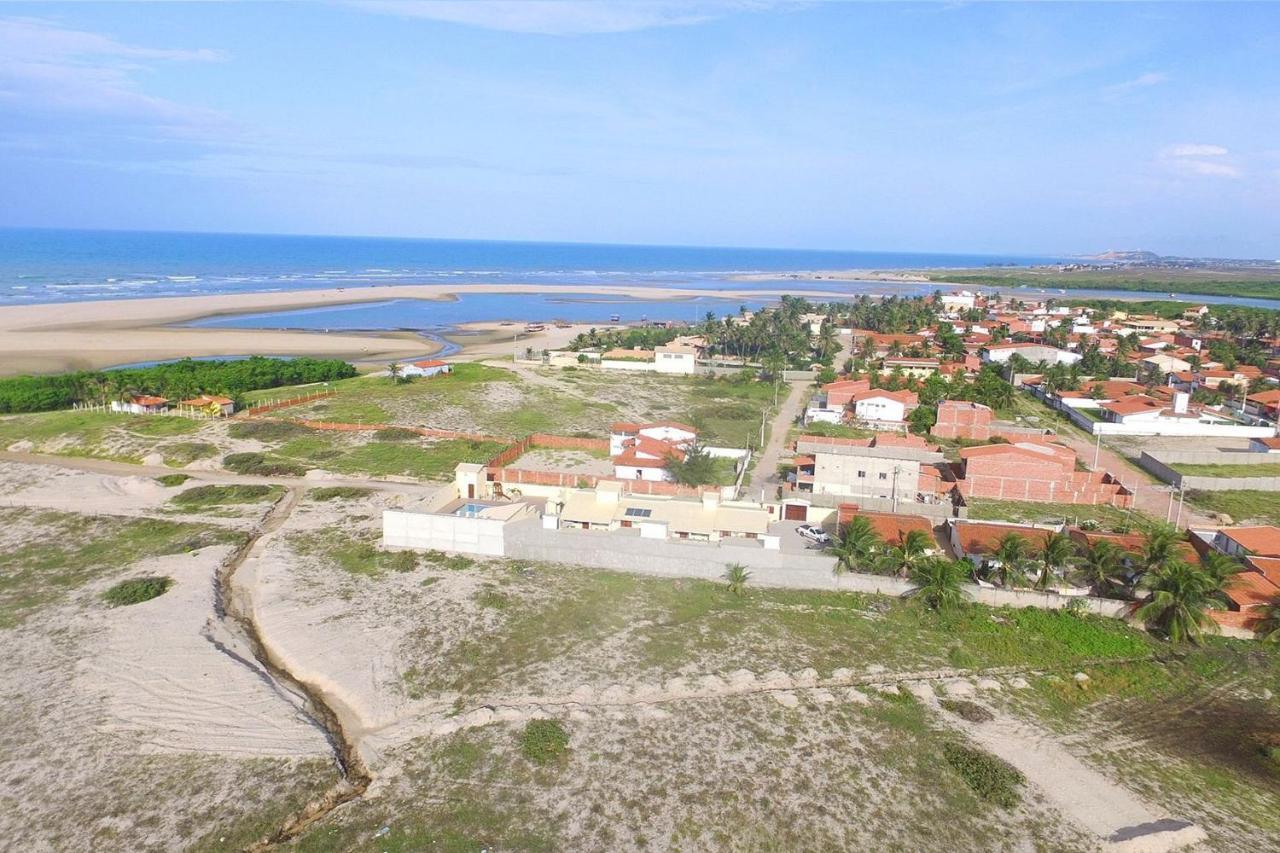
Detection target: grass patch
<box><xmin>519</xmin><ymin>719</ymin><xmax>569</xmax><ymax>765</ymax></box>
<box><xmin>422</xmin><ymin>550</ymin><xmax>476</xmax><ymax>571</ymax></box>
<box><xmin>103</xmin><ymin>575</ymin><xmax>173</xmax><ymax>607</ymax></box>
<box><xmin>221</xmin><ymin>452</ymin><xmax>307</xmax><ymax>477</ymax></box>
<box><xmin>963</xmin><ymin>498</ymin><xmax>1148</xmax><ymax>530</ymax></box>
<box><xmin>122</xmin><ymin>416</ymin><xmax>202</xmax><ymax>437</ymax></box>
<box><xmin>800</xmin><ymin>422</ymin><xmax>877</xmax><ymax>440</ymax></box>
<box><xmin>942</xmin><ymin>741</ymin><xmax>1024</xmax><ymax>807</ymax></box>
<box><xmin>160</xmin><ymin>440</ymin><xmax>218</xmax><ymax>466</ymax></box>
<box><xmin>289</xmin><ymin>528</ymin><xmax>418</xmax><ymax>577</ymax></box>
<box><xmin>1174</xmin><ymin>462</ymin><xmax>1280</xmax><ymax>478</ymax></box>
<box><xmin>939</xmin><ymin>698</ymin><xmax>994</xmax><ymax>723</ymax></box>
<box><xmin>307</xmin><ymin>486</ymin><xmax>375</xmax><ymax>501</ymax></box>
<box><xmin>1185</xmin><ymin>489</ymin><xmax>1280</xmax><ymax>525</ymax></box>
<box><xmin>155</xmin><ymin>473</ymin><xmax>191</xmax><ymax>487</ymax></box>
<box><xmin>0</xmin><ymin>507</ymin><xmax>242</xmax><ymax>627</ymax></box>
<box><xmin>227</xmin><ymin>419</ymin><xmax>310</xmax><ymax>443</ymax></box>
<box><xmin>168</xmin><ymin>484</ymin><xmax>281</xmax><ymax>509</ymax></box>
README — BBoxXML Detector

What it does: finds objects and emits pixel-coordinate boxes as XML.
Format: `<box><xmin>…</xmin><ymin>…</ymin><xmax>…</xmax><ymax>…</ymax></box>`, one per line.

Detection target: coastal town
<box><xmin>2</xmin><ymin>286</ymin><xmax>1279</xmax><ymax>850</ymax></box>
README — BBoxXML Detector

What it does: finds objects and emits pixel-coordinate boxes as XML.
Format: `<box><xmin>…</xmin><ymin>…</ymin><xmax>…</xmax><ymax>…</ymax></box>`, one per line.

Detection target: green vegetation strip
<box><xmin>168</xmin><ymin>484</ymin><xmax>282</xmax><ymax>509</ymax></box>
<box><xmin>1172</xmin><ymin>462</ymin><xmax>1280</xmax><ymax>478</ymax></box>
<box><xmin>963</xmin><ymin>498</ymin><xmax>1148</xmax><ymax>530</ymax></box>
<box><xmin>941</xmin><ymin>742</ymin><xmax>1024</xmax><ymax>808</ymax></box>
<box><xmin>1185</xmin><ymin>489</ymin><xmax>1280</xmax><ymax>525</ymax></box>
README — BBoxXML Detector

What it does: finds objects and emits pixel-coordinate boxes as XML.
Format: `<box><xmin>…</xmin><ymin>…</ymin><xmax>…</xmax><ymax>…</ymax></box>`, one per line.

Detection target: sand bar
<box><xmin>0</xmin><ymin>282</ymin><xmax>841</xmax><ymax>375</ymax></box>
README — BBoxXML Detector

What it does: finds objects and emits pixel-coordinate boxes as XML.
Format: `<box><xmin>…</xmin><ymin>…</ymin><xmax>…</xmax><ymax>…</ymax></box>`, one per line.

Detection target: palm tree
<box><xmin>1139</xmin><ymin>524</ymin><xmax>1181</xmax><ymax>573</ymax></box>
<box><xmin>1075</xmin><ymin>540</ymin><xmax>1126</xmax><ymax>597</ymax></box>
<box><xmin>991</xmin><ymin>533</ymin><xmax>1031</xmax><ymax>588</ymax></box>
<box><xmin>724</xmin><ymin>563</ymin><xmax>751</xmax><ymax>597</ymax></box>
<box><xmin>388</xmin><ymin>362</ymin><xmax>403</xmax><ymax>384</ymax></box>
<box><xmin>1136</xmin><ymin>560</ymin><xmax>1229</xmax><ymax>644</ymax></box>
<box><xmin>907</xmin><ymin>558</ymin><xmax>968</xmax><ymax>612</ymax></box>
<box><xmin>1256</xmin><ymin>596</ymin><xmax>1280</xmax><ymax>643</ymax></box>
<box><xmin>1034</xmin><ymin>531</ymin><xmax>1076</xmax><ymax>590</ymax></box>
<box><xmin>831</xmin><ymin>516</ymin><xmax>883</xmax><ymax>576</ymax></box>
<box><xmin>885</xmin><ymin>528</ymin><xmax>933</xmax><ymax>577</ymax></box>
<box><xmin>1201</xmin><ymin>551</ymin><xmax>1242</xmax><ymax>586</ymax></box>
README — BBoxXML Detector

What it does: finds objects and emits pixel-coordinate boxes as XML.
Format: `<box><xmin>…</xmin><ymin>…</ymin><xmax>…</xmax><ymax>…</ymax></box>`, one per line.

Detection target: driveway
<box><xmin>752</xmin><ymin>380</ymin><xmax>812</xmax><ymax>495</ymax></box>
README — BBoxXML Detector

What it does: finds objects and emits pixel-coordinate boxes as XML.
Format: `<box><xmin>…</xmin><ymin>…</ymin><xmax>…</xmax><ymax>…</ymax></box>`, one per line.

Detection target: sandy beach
<box><xmin>0</xmin><ymin>282</ymin><xmax>836</xmax><ymax>375</ymax></box>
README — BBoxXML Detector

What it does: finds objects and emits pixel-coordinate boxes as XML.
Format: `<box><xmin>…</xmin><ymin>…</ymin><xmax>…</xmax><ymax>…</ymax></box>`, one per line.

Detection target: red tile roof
<box><xmin>411</xmin><ymin>359</ymin><xmax>449</xmax><ymax>368</ymax></box>
<box><xmin>846</xmin><ymin>509</ymin><xmax>938</xmax><ymax>547</ymax></box>
<box><xmin>1220</xmin><ymin>526</ymin><xmax>1280</xmax><ymax>558</ymax></box>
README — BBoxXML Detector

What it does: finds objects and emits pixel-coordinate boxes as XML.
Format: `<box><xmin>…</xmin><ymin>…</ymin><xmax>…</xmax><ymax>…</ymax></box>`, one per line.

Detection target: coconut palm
<box><xmin>907</xmin><ymin>558</ymin><xmax>969</xmax><ymax>612</ymax></box>
<box><xmin>885</xmin><ymin>528</ymin><xmax>933</xmax><ymax>578</ymax></box>
<box><xmin>991</xmin><ymin>533</ymin><xmax>1031</xmax><ymax>588</ymax></box>
<box><xmin>1256</xmin><ymin>596</ymin><xmax>1280</xmax><ymax>643</ymax></box>
<box><xmin>388</xmin><ymin>362</ymin><xmax>403</xmax><ymax>384</ymax></box>
<box><xmin>831</xmin><ymin>515</ymin><xmax>883</xmax><ymax>576</ymax></box>
<box><xmin>1200</xmin><ymin>551</ymin><xmax>1242</xmax><ymax>586</ymax></box>
<box><xmin>1139</xmin><ymin>524</ymin><xmax>1181</xmax><ymax>573</ymax></box>
<box><xmin>1136</xmin><ymin>560</ymin><xmax>1229</xmax><ymax>644</ymax></box>
<box><xmin>724</xmin><ymin>563</ymin><xmax>751</xmax><ymax>597</ymax></box>
<box><xmin>1075</xmin><ymin>540</ymin><xmax>1126</xmax><ymax>597</ymax></box>
<box><xmin>1033</xmin><ymin>531</ymin><xmax>1076</xmax><ymax>590</ymax></box>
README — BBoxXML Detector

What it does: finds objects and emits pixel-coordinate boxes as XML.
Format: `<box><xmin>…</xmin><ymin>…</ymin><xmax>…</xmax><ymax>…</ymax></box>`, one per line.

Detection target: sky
<box><xmin>0</xmin><ymin>1</ymin><xmax>1277</xmax><ymax>258</ymax></box>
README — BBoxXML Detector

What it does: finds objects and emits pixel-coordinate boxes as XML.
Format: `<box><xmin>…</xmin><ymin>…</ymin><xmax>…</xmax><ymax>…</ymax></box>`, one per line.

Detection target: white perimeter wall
<box><xmin>383</xmin><ymin>510</ymin><xmax>508</xmax><ymax>556</ymax></box>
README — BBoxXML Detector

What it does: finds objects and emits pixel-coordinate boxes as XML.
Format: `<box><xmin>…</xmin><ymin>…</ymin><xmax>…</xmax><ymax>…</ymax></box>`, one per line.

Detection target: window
<box><xmin>624</xmin><ymin>507</ymin><xmax>652</xmax><ymax>518</ymax></box>
<box><xmin>878</xmin><ymin>472</ymin><xmax>888</xmax><ymax>480</ymax></box>
<box><xmin>856</xmin><ymin>470</ymin><xmax>866</xmax><ymax>478</ymax></box>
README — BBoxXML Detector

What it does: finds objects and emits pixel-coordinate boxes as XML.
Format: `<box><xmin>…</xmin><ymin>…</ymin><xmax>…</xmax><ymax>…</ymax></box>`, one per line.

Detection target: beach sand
<box><xmin>0</xmin><ymin>283</ymin><xmax>832</xmax><ymax>375</ymax></box>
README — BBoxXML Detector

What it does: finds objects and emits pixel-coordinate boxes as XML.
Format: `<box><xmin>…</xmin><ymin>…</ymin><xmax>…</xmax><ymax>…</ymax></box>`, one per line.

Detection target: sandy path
<box><xmin>748</xmin><ymin>379</ymin><xmax>810</xmax><ymax>498</ymax></box>
<box><xmin>76</xmin><ymin>547</ymin><xmax>331</xmax><ymax>758</ymax></box>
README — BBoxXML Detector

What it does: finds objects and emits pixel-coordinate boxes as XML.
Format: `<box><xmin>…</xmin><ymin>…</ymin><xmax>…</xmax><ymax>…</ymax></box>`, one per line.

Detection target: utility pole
<box><xmin>1092</xmin><ymin>430</ymin><xmax>1101</xmax><ymax>469</ymax></box>
<box><xmin>1174</xmin><ymin>483</ymin><xmax>1186</xmax><ymax>528</ymax></box>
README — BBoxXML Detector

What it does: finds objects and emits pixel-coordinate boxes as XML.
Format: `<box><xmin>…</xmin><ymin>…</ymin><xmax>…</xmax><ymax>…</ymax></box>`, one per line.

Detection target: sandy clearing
<box><xmin>75</xmin><ymin>548</ymin><xmax>331</xmax><ymax>758</ymax></box>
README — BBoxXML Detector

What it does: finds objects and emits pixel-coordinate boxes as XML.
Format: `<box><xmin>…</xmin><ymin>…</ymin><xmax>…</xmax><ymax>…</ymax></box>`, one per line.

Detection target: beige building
<box><xmin>795</xmin><ymin>436</ymin><xmax>944</xmax><ymax>501</ymax></box>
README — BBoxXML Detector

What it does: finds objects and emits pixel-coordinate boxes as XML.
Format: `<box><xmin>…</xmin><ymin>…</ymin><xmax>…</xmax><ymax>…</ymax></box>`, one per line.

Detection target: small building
<box><xmin>1248</xmin><ymin>436</ymin><xmax>1280</xmax><ymax>454</ymax></box>
<box><xmin>402</xmin><ymin>359</ymin><xmax>452</xmax><ymax>378</ymax></box>
<box><xmin>654</xmin><ymin>343</ymin><xmax>698</xmax><ymax>375</ymax></box>
<box><xmin>609</xmin><ymin>421</ymin><xmax>699</xmax><ymax>482</ymax></box>
<box><xmin>110</xmin><ymin>394</ymin><xmax>169</xmax><ymax>415</ymax></box>
<box><xmin>881</xmin><ymin>357</ymin><xmax>940</xmax><ymax>378</ymax></box>
<box><xmin>793</xmin><ymin>434</ymin><xmax>943</xmax><ymax>502</ymax></box>
<box><xmin>849</xmin><ymin>388</ymin><xmax>918</xmax><ymax>427</ymax></box>
<box><xmin>179</xmin><ymin>394</ymin><xmax>235</xmax><ymax>417</ymax></box>
<box><xmin>1213</xmin><ymin>526</ymin><xmax>1280</xmax><ymax>560</ymax></box>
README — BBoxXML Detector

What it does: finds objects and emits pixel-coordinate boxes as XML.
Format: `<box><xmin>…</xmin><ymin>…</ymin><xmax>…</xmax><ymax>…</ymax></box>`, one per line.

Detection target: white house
<box><xmin>849</xmin><ymin>389</ymin><xmax>918</xmax><ymax>426</ymax></box>
<box><xmin>610</xmin><ymin>421</ymin><xmax>699</xmax><ymax>481</ymax></box>
<box><xmin>110</xmin><ymin>394</ymin><xmax>169</xmax><ymax>415</ymax></box>
<box><xmin>401</xmin><ymin>359</ymin><xmax>452</xmax><ymax>378</ymax></box>
<box><xmin>654</xmin><ymin>343</ymin><xmax>698</xmax><ymax>375</ymax></box>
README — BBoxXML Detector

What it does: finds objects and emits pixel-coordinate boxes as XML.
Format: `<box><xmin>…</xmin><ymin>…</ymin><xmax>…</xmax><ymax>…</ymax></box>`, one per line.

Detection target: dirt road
<box><xmin>749</xmin><ymin>380</ymin><xmax>811</xmax><ymax>500</ymax></box>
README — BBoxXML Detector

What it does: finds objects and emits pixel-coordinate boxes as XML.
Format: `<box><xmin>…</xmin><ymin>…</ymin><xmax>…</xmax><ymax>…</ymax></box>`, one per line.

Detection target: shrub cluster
<box><xmin>942</xmin><ymin>741</ymin><xmax>1024</xmax><ymax>807</ymax></box>
<box><xmin>519</xmin><ymin>718</ymin><xmax>570</xmax><ymax>765</ymax></box>
<box><xmin>103</xmin><ymin>576</ymin><xmax>173</xmax><ymax>607</ymax></box>
<box><xmin>222</xmin><ymin>452</ymin><xmax>306</xmax><ymax>477</ymax></box>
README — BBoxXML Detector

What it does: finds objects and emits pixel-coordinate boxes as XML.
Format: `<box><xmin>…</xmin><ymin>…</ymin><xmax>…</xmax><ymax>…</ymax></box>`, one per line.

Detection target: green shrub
<box><xmin>170</xmin><ymin>484</ymin><xmax>278</xmax><ymax>508</ymax></box>
<box><xmin>519</xmin><ymin>718</ymin><xmax>569</xmax><ymax>765</ymax></box>
<box><xmin>222</xmin><ymin>452</ymin><xmax>306</xmax><ymax>477</ymax></box>
<box><xmin>161</xmin><ymin>441</ymin><xmax>217</xmax><ymax>465</ymax></box>
<box><xmin>938</xmin><ymin>699</ymin><xmax>994</xmax><ymax>723</ymax></box>
<box><xmin>373</xmin><ymin>427</ymin><xmax>421</xmax><ymax>442</ymax></box>
<box><xmin>942</xmin><ymin>741</ymin><xmax>1024</xmax><ymax>807</ymax></box>
<box><xmin>227</xmin><ymin>420</ymin><xmax>309</xmax><ymax>442</ymax></box>
<box><xmin>156</xmin><ymin>473</ymin><xmax>192</xmax><ymax>487</ymax></box>
<box><xmin>422</xmin><ymin>550</ymin><xmax>475</xmax><ymax>571</ymax></box>
<box><xmin>103</xmin><ymin>576</ymin><xmax>173</xmax><ymax>607</ymax></box>
<box><xmin>308</xmin><ymin>486</ymin><xmax>375</xmax><ymax>501</ymax></box>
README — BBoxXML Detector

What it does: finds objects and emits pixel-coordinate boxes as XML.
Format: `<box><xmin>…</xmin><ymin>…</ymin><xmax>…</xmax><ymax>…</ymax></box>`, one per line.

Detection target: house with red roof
<box><xmin>848</xmin><ymin>388</ymin><xmax>918</xmax><ymax>428</ymax></box>
<box><xmin>110</xmin><ymin>394</ymin><xmax>169</xmax><ymax>415</ymax></box>
<box><xmin>401</xmin><ymin>359</ymin><xmax>452</xmax><ymax>378</ymax></box>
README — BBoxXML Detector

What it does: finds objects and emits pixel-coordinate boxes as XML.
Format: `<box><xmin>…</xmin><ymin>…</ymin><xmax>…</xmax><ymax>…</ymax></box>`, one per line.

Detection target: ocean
<box><xmin>0</xmin><ymin>227</ymin><xmax>1066</xmax><ymax>306</ymax></box>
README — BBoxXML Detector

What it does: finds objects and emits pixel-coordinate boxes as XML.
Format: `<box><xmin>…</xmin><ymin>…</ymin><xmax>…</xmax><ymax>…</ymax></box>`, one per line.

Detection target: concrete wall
<box><xmin>383</xmin><ymin>509</ymin><xmax>508</xmax><ymax>556</ymax></box>
<box><xmin>813</xmin><ymin>454</ymin><xmax>921</xmax><ymax>500</ymax></box>
<box><xmin>1139</xmin><ymin>450</ymin><xmax>1280</xmax><ymax>492</ymax></box>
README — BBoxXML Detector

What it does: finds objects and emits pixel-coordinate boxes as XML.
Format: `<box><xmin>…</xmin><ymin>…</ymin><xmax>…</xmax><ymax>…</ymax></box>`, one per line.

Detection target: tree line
<box><xmin>0</xmin><ymin>356</ymin><xmax>358</xmax><ymax>414</ymax></box>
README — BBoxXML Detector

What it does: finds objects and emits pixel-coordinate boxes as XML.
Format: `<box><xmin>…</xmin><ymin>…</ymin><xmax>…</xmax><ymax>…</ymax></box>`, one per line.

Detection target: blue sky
<box><xmin>0</xmin><ymin>1</ymin><xmax>1276</xmax><ymax>257</ymax></box>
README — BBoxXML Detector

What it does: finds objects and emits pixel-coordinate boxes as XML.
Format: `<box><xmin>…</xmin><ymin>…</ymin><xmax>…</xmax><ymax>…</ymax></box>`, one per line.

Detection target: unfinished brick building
<box><xmin>953</xmin><ymin>442</ymin><xmax>1133</xmax><ymax>506</ymax></box>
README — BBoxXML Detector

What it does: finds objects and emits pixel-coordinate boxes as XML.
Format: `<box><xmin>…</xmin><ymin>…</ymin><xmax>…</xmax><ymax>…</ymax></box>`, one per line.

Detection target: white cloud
<box><xmin>1166</xmin><ymin>143</ymin><xmax>1228</xmax><ymax>158</ymax></box>
<box><xmin>0</xmin><ymin>17</ymin><xmax>228</xmax><ymax>131</ymax></box>
<box><xmin>1104</xmin><ymin>71</ymin><xmax>1167</xmax><ymax>96</ymax></box>
<box><xmin>1159</xmin><ymin>143</ymin><xmax>1241</xmax><ymax>179</ymax></box>
<box><xmin>350</xmin><ymin>1</ymin><xmax>781</xmax><ymax>35</ymax></box>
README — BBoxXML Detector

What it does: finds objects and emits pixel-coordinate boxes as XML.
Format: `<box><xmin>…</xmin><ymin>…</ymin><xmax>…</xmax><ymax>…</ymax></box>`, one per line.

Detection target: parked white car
<box><xmin>796</xmin><ymin>524</ymin><xmax>831</xmax><ymax>545</ymax></box>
